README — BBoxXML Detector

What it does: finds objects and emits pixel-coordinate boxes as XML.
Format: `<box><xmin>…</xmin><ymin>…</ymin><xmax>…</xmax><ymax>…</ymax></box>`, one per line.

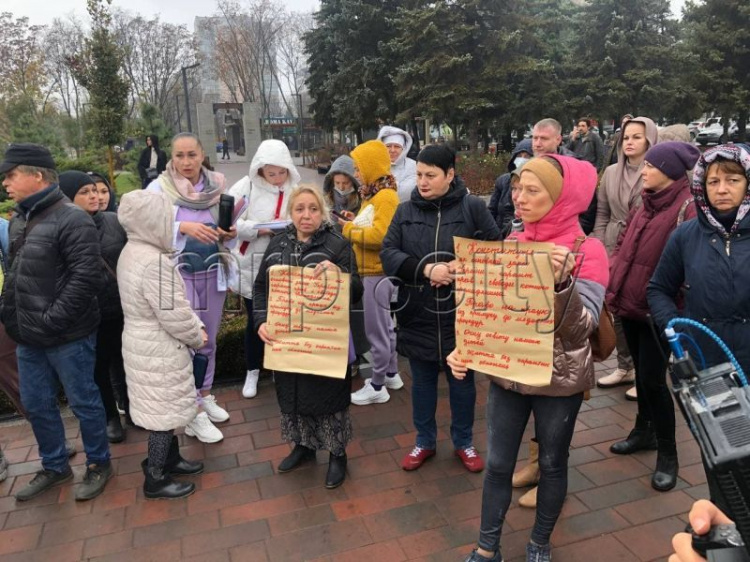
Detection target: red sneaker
<box><xmin>401</xmin><ymin>446</ymin><xmax>436</xmax><ymax>471</ymax></box>
<box><xmin>455</xmin><ymin>447</ymin><xmax>484</xmax><ymax>472</ymax></box>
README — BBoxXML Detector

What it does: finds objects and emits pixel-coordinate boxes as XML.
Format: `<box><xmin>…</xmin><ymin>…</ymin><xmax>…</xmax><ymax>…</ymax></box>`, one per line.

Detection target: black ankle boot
<box><xmin>106</xmin><ymin>416</ymin><xmax>125</xmax><ymax>444</ymax></box>
<box><xmin>166</xmin><ymin>436</ymin><xmax>203</xmax><ymax>475</ymax></box>
<box><xmin>140</xmin><ymin>437</ymin><xmax>204</xmax><ymax>477</ymax></box>
<box><xmin>652</xmin><ymin>442</ymin><xmax>678</xmax><ymax>491</ymax></box>
<box><xmin>610</xmin><ymin>417</ymin><xmax>657</xmax><ymax>455</ymax></box>
<box><xmin>325</xmin><ymin>453</ymin><xmax>347</xmax><ymax>489</ymax></box>
<box><xmin>143</xmin><ymin>467</ymin><xmax>195</xmax><ymax>500</ymax></box>
<box><xmin>278</xmin><ymin>444</ymin><xmax>316</xmax><ymax>473</ymax></box>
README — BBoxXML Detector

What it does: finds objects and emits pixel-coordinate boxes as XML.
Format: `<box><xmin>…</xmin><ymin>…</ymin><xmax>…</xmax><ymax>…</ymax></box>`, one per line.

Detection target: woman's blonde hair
<box><xmin>286</xmin><ymin>184</ymin><xmax>332</xmax><ymax>224</ymax></box>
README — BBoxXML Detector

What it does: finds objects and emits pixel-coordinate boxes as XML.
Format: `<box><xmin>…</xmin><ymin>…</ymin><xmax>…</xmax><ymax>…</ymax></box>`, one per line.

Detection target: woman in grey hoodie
<box><xmin>323</xmin><ymin>155</ymin><xmax>361</xmax><ymax>217</ymax></box>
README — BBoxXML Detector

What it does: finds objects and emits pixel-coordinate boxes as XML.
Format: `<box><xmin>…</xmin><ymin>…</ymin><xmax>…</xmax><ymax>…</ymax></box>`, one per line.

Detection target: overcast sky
<box><xmin>8</xmin><ymin>0</ymin><xmax>688</xmax><ymax>29</ymax></box>
<box><xmin>6</xmin><ymin>0</ymin><xmax>320</xmax><ymax>29</ymax></box>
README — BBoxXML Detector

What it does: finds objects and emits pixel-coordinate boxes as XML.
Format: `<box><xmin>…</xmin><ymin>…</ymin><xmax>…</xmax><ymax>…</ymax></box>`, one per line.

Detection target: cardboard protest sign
<box><xmin>264</xmin><ymin>265</ymin><xmax>350</xmax><ymax>379</ymax></box>
<box><xmin>454</xmin><ymin>237</ymin><xmax>555</xmax><ymax>387</ymax></box>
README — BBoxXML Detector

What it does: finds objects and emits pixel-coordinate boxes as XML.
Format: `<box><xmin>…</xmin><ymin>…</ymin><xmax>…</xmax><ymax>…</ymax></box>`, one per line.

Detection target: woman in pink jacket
<box><xmin>450</xmin><ymin>155</ymin><xmax>609</xmax><ymax>562</ymax></box>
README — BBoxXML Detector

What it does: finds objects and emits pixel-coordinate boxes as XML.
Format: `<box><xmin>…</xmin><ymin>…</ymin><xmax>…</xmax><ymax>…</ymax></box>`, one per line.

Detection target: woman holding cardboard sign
<box><xmin>254</xmin><ymin>185</ymin><xmax>363</xmax><ymax>490</ymax></box>
<box><xmin>448</xmin><ymin>155</ymin><xmax>609</xmax><ymax>562</ymax></box>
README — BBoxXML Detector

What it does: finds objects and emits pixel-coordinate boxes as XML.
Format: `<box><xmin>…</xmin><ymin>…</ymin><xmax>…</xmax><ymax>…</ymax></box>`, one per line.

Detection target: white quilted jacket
<box><xmin>117</xmin><ymin>191</ymin><xmax>205</xmax><ymax>431</ymax></box>
<box><xmin>228</xmin><ymin>139</ymin><xmax>301</xmax><ymax>299</ymax></box>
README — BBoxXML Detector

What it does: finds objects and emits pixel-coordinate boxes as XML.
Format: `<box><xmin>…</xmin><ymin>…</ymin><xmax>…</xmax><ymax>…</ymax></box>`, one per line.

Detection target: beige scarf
<box><xmin>158</xmin><ymin>160</ymin><xmax>226</xmax><ymax>210</ymax></box>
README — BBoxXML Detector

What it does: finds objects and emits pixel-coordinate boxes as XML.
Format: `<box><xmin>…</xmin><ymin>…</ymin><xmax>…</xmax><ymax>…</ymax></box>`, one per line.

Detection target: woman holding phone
<box><xmin>146</xmin><ymin>132</ymin><xmax>237</xmax><ymax>444</ymax></box>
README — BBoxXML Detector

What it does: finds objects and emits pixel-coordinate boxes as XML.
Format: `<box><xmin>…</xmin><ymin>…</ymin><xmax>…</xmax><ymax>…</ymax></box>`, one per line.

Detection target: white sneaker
<box><xmin>351</xmin><ymin>380</ymin><xmax>390</xmax><ymax>406</ymax></box>
<box><xmin>597</xmin><ymin>368</ymin><xmax>635</xmax><ymax>388</ymax></box>
<box><xmin>383</xmin><ymin>373</ymin><xmax>404</xmax><ymax>390</ymax></box>
<box><xmin>242</xmin><ymin>369</ymin><xmax>260</xmax><ymax>399</ymax></box>
<box><xmin>625</xmin><ymin>385</ymin><xmax>638</xmax><ymax>401</ymax></box>
<box><xmin>202</xmin><ymin>394</ymin><xmax>230</xmax><ymax>423</ymax></box>
<box><xmin>184</xmin><ymin>411</ymin><xmax>224</xmax><ymax>443</ymax></box>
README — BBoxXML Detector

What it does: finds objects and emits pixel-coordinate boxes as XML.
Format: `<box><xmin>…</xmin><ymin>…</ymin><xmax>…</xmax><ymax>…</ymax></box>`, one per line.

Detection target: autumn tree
<box><xmin>112</xmin><ymin>11</ymin><xmax>194</xmax><ymax>119</ymax></box>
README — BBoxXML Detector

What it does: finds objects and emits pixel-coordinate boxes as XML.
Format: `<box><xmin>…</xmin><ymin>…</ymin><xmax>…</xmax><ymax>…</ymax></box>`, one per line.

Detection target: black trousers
<box><xmin>620</xmin><ymin>317</ymin><xmax>675</xmax><ymax>448</ymax></box>
<box><xmin>94</xmin><ymin>317</ymin><xmax>128</xmax><ymax>421</ymax></box>
<box><xmin>479</xmin><ymin>384</ymin><xmax>583</xmax><ymax>552</ymax></box>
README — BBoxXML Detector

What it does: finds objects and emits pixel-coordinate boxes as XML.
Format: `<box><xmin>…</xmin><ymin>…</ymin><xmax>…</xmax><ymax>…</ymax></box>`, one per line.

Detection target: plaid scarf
<box><xmin>359</xmin><ymin>174</ymin><xmax>398</xmax><ymax>199</ymax></box>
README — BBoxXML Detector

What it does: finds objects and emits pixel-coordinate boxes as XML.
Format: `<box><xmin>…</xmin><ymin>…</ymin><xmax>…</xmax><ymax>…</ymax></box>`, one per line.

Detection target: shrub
<box><xmin>455</xmin><ymin>152</ymin><xmax>511</xmax><ymax>196</ymax></box>
<box><xmin>114</xmin><ymin>171</ymin><xmax>141</xmax><ymax>200</ymax></box>
<box><xmin>215</xmin><ymin>314</ymin><xmax>247</xmax><ymax>384</ymax></box>
<box><xmin>0</xmin><ymin>199</ymin><xmax>16</xmax><ymax>218</ymax></box>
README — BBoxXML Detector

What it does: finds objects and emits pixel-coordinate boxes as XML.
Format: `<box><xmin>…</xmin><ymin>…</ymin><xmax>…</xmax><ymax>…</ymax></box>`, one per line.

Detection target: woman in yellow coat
<box><xmin>336</xmin><ymin>141</ymin><xmax>402</xmax><ymax>405</ymax></box>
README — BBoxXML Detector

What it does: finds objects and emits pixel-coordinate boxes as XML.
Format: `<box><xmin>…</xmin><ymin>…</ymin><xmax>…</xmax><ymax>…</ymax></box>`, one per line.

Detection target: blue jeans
<box><xmin>408</xmin><ymin>358</ymin><xmax>476</xmax><ymax>450</ymax></box>
<box><xmin>18</xmin><ymin>333</ymin><xmax>110</xmax><ymax>473</ymax></box>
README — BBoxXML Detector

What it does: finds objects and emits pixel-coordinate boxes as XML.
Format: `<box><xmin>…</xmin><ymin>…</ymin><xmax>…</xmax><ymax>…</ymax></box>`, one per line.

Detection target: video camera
<box><xmin>666</xmin><ymin>319</ymin><xmax>750</xmax><ymax>562</ymax></box>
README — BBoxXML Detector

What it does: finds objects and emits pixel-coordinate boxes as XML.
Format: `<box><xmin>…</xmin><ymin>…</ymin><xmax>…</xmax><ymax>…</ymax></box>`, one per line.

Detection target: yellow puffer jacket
<box><xmin>342</xmin><ymin>189</ymin><xmax>399</xmax><ymax>276</ymax></box>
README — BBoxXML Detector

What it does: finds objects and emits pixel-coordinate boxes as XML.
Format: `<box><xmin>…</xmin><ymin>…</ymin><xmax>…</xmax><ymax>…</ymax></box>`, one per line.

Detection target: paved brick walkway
<box><xmin>0</xmin><ymin>357</ymin><xmax>702</xmax><ymax>561</ymax></box>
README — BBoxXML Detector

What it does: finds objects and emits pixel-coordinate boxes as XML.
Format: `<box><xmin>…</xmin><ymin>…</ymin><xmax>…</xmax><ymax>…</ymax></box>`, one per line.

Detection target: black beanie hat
<box><xmin>59</xmin><ymin>171</ymin><xmax>96</xmax><ymax>201</ymax></box>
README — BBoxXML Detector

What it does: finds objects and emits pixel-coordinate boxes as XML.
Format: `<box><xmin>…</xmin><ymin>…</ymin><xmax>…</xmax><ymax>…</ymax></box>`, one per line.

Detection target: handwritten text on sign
<box><xmin>264</xmin><ymin>265</ymin><xmax>350</xmax><ymax>379</ymax></box>
<box><xmin>454</xmin><ymin>237</ymin><xmax>555</xmax><ymax>387</ymax></box>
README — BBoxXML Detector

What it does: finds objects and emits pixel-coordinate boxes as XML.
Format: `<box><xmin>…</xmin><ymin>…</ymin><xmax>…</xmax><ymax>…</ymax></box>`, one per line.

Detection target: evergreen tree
<box><xmin>683</xmin><ymin>0</ymin><xmax>750</xmax><ymax>141</ymax></box>
<box><xmin>565</xmin><ymin>0</ymin><xmax>700</xmax><ymax>126</ymax></box>
<box><xmin>68</xmin><ymin>0</ymin><xmax>129</xmax><ymax>186</ymax></box>
<box><xmin>305</xmin><ymin>0</ymin><xmax>402</xmax><ymax>141</ymax></box>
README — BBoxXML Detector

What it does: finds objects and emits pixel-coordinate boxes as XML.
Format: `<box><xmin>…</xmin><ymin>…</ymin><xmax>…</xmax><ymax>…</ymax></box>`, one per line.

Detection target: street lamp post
<box><xmin>294</xmin><ymin>93</ymin><xmax>305</xmax><ymax>165</ymax></box>
<box><xmin>181</xmin><ymin>63</ymin><xmax>200</xmax><ymax>133</ymax></box>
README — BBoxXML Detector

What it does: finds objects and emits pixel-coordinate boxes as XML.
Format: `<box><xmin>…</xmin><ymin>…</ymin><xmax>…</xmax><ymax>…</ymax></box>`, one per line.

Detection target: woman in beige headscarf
<box><xmin>593</xmin><ymin>117</ymin><xmax>658</xmax><ymax>398</ymax></box>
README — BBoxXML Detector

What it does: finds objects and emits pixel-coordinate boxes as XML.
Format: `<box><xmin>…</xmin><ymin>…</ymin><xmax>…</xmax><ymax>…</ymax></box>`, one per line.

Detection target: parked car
<box><xmin>696</xmin><ymin>122</ymin><xmax>732</xmax><ymax>146</ymax></box>
<box><xmin>688</xmin><ymin>121</ymin><xmax>705</xmax><ymax>139</ymax></box>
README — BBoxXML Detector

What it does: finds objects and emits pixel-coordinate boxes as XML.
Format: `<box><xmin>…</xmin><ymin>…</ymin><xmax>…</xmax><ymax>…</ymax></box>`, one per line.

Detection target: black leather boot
<box><xmin>166</xmin><ymin>436</ymin><xmax>203</xmax><ymax>475</ymax></box>
<box><xmin>652</xmin><ymin>441</ymin><xmax>678</xmax><ymax>491</ymax></box>
<box><xmin>144</xmin><ymin>466</ymin><xmax>195</xmax><ymax>500</ymax></box>
<box><xmin>278</xmin><ymin>444</ymin><xmax>316</xmax><ymax>473</ymax></box>
<box><xmin>106</xmin><ymin>416</ymin><xmax>125</xmax><ymax>444</ymax></box>
<box><xmin>140</xmin><ymin>436</ymin><xmax>204</xmax><ymax>476</ymax></box>
<box><xmin>610</xmin><ymin>416</ymin><xmax>657</xmax><ymax>455</ymax></box>
<box><xmin>325</xmin><ymin>453</ymin><xmax>347</xmax><ymax>489</ymax></box>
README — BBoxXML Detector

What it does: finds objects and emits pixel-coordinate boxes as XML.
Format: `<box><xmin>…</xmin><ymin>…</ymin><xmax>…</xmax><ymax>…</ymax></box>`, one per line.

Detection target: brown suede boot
<box><xmin>518</xmin><ymin>486</ymin><xmax>537</xmax><ymax>508</ymax></box>
<box><xmin>512</xmin><ymin>439</ymin><xmax>540</xmax><ymax>488</ymax></box>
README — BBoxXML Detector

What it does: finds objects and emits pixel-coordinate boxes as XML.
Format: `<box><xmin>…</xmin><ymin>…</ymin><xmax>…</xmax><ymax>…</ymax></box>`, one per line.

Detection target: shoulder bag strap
<box><xmin>677</xmin><ymin>197</ymin><xmax>693</xmax><ymax>227</ymax></box>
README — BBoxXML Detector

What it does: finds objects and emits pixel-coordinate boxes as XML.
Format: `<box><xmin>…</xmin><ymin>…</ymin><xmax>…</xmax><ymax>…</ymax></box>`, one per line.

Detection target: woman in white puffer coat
<box><xmin>118</xmin><ymin>190</ymin><xmax>208</xmax><ymax>500</ymax></box>
<box><xmin>228</xmin><ymin>139</ymin><xmax>301</xmax><ymax>399</ymax></box>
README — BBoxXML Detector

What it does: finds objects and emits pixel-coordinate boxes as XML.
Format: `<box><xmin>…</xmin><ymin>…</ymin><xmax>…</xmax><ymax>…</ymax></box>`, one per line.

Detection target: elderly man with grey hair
<box><xmin>0</xmin><ymin>143</ymin><xmax>110</xmax><ymax>502</ymax></box>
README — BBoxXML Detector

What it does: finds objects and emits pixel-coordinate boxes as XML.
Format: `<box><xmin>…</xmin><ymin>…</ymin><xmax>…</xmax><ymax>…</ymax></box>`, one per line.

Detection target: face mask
<box><xmin>513</xmin><ymin>157</ymin><xmax>530</xmax><ymax>169</ymax></box>
<box><xmin>334</xmin><ymin>185</ymin><xmax>354</xmax><ymax>196</ymax></box>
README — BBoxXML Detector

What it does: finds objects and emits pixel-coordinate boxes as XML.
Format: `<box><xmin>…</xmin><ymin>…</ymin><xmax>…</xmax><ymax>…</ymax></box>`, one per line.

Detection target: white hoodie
<box><xmin>377</xmin><ymin>125</ymin><xmax>417</xmax><ymax>203</ymax></box>
<box><xmin>228</xmin><ymin>139</ymin><xmax>301</xmax><ymax>299</ymax></box>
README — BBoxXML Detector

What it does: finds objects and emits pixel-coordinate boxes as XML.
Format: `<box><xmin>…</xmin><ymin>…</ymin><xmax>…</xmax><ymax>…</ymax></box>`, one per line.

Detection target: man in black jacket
<box><xmin>566</xmin><ymin>117</ymin><xmax>605</xmax><ymax>171</ymax></box>
<box><xmin>0</xmin><ymin>144</ymin><xmax>111</xmax><ymax>502</ymax></box>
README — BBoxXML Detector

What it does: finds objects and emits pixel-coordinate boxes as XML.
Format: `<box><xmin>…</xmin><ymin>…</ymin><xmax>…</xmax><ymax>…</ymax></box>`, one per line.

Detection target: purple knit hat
<box><xmin>644</xmin><ymin>141</ymin><xmax>701</xmax><ymax>180</ymax></box>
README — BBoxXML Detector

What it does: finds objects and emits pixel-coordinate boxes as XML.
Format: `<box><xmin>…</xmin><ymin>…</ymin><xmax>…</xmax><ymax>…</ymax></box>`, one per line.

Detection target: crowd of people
<box><xmin>0</xmin><ymin>120</ymin><xmax>748</xmax><ymax>562</ymax></box>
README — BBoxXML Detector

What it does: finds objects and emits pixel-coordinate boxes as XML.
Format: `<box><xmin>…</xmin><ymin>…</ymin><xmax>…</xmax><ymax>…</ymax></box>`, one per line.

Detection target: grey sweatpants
<box><xmin>362</xmin><ymin>276</ymin><xmax>398</xmax><ymax>386</ymax></box>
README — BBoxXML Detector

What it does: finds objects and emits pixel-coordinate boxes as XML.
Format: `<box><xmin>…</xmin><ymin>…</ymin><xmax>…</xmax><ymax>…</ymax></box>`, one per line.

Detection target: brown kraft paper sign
<box><xmin>264</xmin><ymin>265</ymin><xmax>350</xmax><ymax>379</ymax></box>
<box><xmin>454</xmin><ymin>237</ymin><xmax>555</xmax><ymax>387</ymax></box>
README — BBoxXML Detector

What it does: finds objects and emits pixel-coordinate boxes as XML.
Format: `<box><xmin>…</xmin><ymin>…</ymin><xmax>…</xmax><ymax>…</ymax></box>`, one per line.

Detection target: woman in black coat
<box><xmin>254</xmin><ymin>185</ymin><xmax>363</xmax><ymax>489</ymax></box>
<box><xmin>381</xmin><ymin>144</ymin><xmax>500</xmax><ymax>473</ymax></box>
<box><xmin>138</xmin><ymin>135</ymin><xmax>167</xmax><ymax>189</ymax></box>
<box><xmin>59</xmin><ymin>171</ymin><xmax>129</xmax><ymax>443</ymax></box>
